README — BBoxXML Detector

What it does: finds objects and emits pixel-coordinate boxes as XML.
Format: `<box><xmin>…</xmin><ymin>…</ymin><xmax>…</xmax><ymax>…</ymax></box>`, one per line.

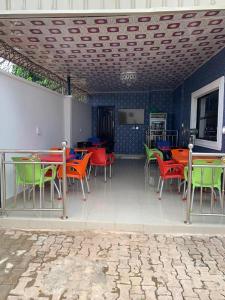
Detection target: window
<box><xmin>190</xmin><ymin>76</ymin><xmax>224</xmax><ymax>150</ymax></box>
<box><xmin>196</xmin><ymin>90</ymin><xmax>218</xmax><ymax>141</ymax></box>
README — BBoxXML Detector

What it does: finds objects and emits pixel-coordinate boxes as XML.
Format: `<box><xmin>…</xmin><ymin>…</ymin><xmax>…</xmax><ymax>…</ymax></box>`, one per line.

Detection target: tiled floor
<box><xmin>67</xmin><ymin>159</ymin><xmax>186</xmax><ymax>225</ymax></box>
<box><xmin>1</xmin><ymin>229</ymin><xmax>225</xmax><ymax>300</ymax></box>
<box><xmin>3</xmin><ymin>159</ymin><xmax>225</xmax><ymax>230</ymax></box>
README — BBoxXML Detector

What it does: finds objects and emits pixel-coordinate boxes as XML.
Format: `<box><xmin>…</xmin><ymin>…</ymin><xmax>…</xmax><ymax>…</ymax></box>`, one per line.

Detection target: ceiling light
<box><xmin>120</xmin><ymin>70</ymin><xmax>137</xmax><ymax>86</ymax></box>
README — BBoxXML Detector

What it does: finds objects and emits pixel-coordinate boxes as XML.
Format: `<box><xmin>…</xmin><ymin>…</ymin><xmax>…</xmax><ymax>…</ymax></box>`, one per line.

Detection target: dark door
<box><xmin>97</xmin><ymin>106</ymin><xmax>115</xmax><ymax>152</ymax></box>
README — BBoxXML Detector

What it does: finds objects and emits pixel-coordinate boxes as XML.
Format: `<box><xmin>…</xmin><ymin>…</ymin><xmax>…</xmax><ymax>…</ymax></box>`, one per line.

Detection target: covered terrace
<box><xmin>1</xmin><ymin>3</ymin><xmax>225</xmax><ymax>233</ymax></box>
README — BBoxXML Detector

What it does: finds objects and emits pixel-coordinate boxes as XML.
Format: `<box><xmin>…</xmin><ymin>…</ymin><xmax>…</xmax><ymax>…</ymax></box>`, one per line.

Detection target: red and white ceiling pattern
<box><xmin>0</xmin><ymin>10</ymin><xmax>225</xmax><ymax>92</ymax></box>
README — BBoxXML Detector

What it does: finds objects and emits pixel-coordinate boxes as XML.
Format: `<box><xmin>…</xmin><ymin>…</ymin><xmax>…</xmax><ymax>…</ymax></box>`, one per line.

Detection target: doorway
<box><xmin>97</xmin><ymin>106</ymin><xmax>115</xmax><ymax>152</ymax></box>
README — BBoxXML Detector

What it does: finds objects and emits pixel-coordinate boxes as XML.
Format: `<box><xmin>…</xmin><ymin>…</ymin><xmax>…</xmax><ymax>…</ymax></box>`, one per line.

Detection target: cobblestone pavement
<box><xmin>0</xmin><ymin>230</ymin><xmax>225</xmax><ymax>299</ymax></box>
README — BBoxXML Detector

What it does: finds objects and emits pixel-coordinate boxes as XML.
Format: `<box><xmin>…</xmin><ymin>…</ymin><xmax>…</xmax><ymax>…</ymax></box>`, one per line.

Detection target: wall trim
<box><xmin>115</xmin><ymin>154</ymin><xmax>145</xmax><ymax>159</ymax></box>
<box><xmin>91</xmin><ymin>90</ymin><xmax>150</xmax><ymax>95</ymax></box>
<box><xmin>1</xmin><ymin>7</ymin><xmax>225</xmax><ymax>17</ymax></box>
<box><xmin>190</xmin><ymin>76</ymin><xmax>225</xmax><ymax>151</ymax></box>
<box><xmin>90</xmin><ymin>89</ymin><xmax>173</xmax><ymax>95</ymax></box>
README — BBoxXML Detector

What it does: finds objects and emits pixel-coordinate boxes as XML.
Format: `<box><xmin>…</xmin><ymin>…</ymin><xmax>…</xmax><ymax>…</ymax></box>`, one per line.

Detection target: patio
<box><xmin>0</xmin><ymin>6</ymin><xmax>225</xmax><ymax>234</ymax></box>
<box><xmin>2</xmin><ymin>158</ymin><xmax>225</xmax><ymax>233</ymax></box>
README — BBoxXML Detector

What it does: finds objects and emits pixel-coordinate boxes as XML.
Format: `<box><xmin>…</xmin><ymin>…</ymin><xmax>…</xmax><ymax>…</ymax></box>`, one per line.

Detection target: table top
<box><xmin>39</xmin><ymin>154</ymin><xmax>75</xmax><ymax>162</ymax></box>
<box><xmin>74</xmin><ymin>148</ymin><xmax>88</xmax><ymax>152</ymax></box>
<box><xmin>173</xmin><ymin>154</ymin><xmax>221</xmax><ymax>166</ymax></box>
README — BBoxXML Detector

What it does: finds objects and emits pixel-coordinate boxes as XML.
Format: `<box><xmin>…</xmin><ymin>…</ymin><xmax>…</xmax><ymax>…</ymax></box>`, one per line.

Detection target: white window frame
<box><xmin>190</xmin><ymin>76</ymin><xmax>224</xmax><ymax>150</ymax></box>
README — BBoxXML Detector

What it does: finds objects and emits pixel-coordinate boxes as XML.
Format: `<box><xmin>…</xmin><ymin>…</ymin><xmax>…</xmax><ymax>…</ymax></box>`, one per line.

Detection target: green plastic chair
<box><xmin>12</xmin><ymin>157</ymin><xmax>57</xmax><ymax>207</ymax></box>
<box><xmin>144</xmin><ymin>144</ymin><xmax>163</xmax><ymax>163</ymax></box>
<box><xmin>185</xmin><ymin>159</ymin><xmax>223</xmax><ymax>211</ymax></box>
<box><xmin>144</xmin><ymin>144</ymin><xmax>163</xmax><ymax>181</ymax></box>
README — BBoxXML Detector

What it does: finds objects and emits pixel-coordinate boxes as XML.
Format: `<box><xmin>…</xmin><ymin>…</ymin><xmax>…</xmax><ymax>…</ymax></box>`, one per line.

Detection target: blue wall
<box><xmin>173</xmin><ymin>47</ymin><xmax>225</xmax><ymax>152</ymax></box>
<box><xmin>90</xmin><ymin>91</ymin><xmax>174</xmax><ymax>154</ymax></box>
<box><xmin>90</xmin><ymin>48</ymin><xmax>225</xmax><ymax>154</ymax></box>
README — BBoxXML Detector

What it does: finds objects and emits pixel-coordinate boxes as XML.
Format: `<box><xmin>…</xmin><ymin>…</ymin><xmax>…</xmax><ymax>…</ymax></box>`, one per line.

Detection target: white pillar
<box><xmin>63</xmin><ymin>95</ymin><xmax>72</xmax><ymax>147</ymax></box>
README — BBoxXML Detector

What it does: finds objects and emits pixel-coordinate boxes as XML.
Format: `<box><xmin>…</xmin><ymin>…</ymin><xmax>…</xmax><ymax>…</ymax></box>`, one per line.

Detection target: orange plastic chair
<box><xmin>171</xmin><ymin>149</ymin><xmax>189</xmax><ymax>166</ymax></box>
<box><xmin>57</xmin><ymin>152</ymin><xmax>92</xmax><ymax>200</ymax></box>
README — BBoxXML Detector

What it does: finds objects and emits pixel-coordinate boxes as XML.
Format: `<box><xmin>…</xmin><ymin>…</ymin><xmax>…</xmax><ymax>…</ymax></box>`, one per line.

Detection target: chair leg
<box><xmin>104</xmin><ymin>166</ymin><xmax>107</xmax><ymax>182</ymax></box>
<box><xmin>23</xmin><ymin>184</ymin><xmax>26</xmax><ymax>205</ymax></box>
<box><xmin>190</xmin><ymin>186</ymin><xmax>195</xmax><ymax>211</ymax></box>
<box><xmin>49</xmin><ymin>180</ymin><xmax>53</xmax><ymax>203</ymax></box>
<box><xmin>210</xmin><ymin>188</ymin><xmax>214</xmax><ymax>213</ymax></box>
<box><xmin>182</xmin><ymin>181</ymin><xmax>187</xmax><ymax>200</ymax></box>
<box><xmin>109</xmin><ymin>164</ymin><xmax>112</xmax><ymax>178</ymax></box>
<box><xmin>148</xmin><ymin>161</ymin><xmax>151</xmax><ymax>184</ymax></box>
<box><xmin>178</xmin><ymin>178</ymin><xmax>181</xmax><ymax>193</ymax></box>
<box><xmin>94</xmin><ymin>166</ymin><xmax>97</xmax><ymax>177</ymax></box>
<box><xmin>85</xmin><ymin>176</ymin><xmax>90</xmax><ymax>193</ymax></box>
<box><xmin>39</xmin><ymin>185</ymin><xmax>42</xmax><ymax>209</ymax></box>
<box><xmin>14</xmin><ymin>185</ymin><xmax>19</xmax><ymax>207</ymax></box>
<box><xmin>80</xmin><ymin>179</ymin><xmax>86</xmax><ymax>200</ymax></box>
<box><xmin>218</xmin><ymin>188</ymin><xmax>223</xmax><ymax>210</ymax></box>
<box><xmin>88</xmin><ymin>165</ymin><xmax>92</xmax><ymax>180</ymax></box>
<box><xmin>53</xmin><ymin>181</ymin><xmax>61</xmax><ymax>199</ymax></box>
<box><xmin>200</xmin><ymin>187</ymin><xmax>203</xmax><ymax>212</ymax></box>
<box><xmin>159</xmin><ymin>179</ymin><xmax>164</xmax><ymax>200</ymax></box>
<box><xmin>144</xmin><ymin>159</ymin><xmax>149</xmax><ymax>177</ymax></box>
<box><xmin>59</xmin><ymin>179</ymin><xmax>62</xmax><ymax>199</ymax></box>
<box><xmin>157</xmin><ymin>176</ymin><xmax>161</xmax><ymax>193</ymax></box>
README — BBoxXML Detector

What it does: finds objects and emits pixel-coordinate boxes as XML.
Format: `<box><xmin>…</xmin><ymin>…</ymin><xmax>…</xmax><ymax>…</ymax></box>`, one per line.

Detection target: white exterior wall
<box><xmin>71</xmin><ymin>97</ymin><xmax>92</xmax><ymax>147</ymax></box>
<box><xmin>0</xmin><ymin>70</ymin><xmax>64</xmax><ymax>150</ymax></box>
<box><xmin>0</xmin><ymin>71</ymin><xmax>92</xmax><ymax>198</ymax></box>
<box><xmin>63</xmin><ymin>96</ymin><xmax>92</xmax><ymax>147</ymax></box>
<box><xmin>63</xmin><ymin>96</ymin><xmax>72</xmax><ymax>147</ymax></box>
<box><xmin>0</xmin><ymin>70</ymin><xmax>64</xmax><ymax>198</ymax></box>
<box><xmin>0</xmin><ymin>0</ymin><xmax>224</xmax><ymax>13</ymax></box>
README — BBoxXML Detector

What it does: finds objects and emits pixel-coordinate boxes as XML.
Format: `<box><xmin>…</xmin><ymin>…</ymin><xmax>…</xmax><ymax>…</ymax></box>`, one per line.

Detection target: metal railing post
<box><xmin>185</xmin><ymin>143</ymin><xmax>193</xmax><ymax>224</ymax></box>
<box><xmin>62</xmin><ymin>141</ymin><xmax>68</xmax><ymax>219</ymax></box>
<box><xmin>0</xmin><ymin>153</ymin><xmax>6</xmax><ymax>214</ymax></box>
<box><xmin>0</xmin><ymin>153</ymin><xmax>3</xmax><ymax>213</ymax></box>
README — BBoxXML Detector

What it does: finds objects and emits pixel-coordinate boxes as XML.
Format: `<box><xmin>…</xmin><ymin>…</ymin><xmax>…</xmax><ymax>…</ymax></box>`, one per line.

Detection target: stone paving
<box><xmin>0</xmin><ymin>230</ymin><xmax>225</xmax><ymax>299</ymax></box>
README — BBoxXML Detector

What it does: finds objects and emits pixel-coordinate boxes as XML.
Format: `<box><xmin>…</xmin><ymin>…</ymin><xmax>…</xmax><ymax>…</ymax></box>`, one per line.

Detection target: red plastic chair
<box><xmin>155</xmin><ymin>153</ymin><xmax>184</xmax><ymax>200</ymax></box>
<box><xmin>88</xmin><ymin>148</ymin><xmax>115</xmax><ymax>182</ymax></box>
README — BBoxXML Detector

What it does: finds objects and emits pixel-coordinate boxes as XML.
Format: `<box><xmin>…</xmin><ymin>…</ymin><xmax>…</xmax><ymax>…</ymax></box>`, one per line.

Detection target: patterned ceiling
<box><xmin>0</xmin><ymin>10</ymin><xmax>225</xmax><ymax>93</ymax></box>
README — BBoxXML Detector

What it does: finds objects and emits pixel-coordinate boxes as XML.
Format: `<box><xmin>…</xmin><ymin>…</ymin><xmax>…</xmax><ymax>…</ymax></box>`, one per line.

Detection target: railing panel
<box><xmin>145</xmin><ymin>129</ymin><xmax>178</xmax><ymax>148</ymax></box>
<box><xmin>185</xmin><ymin>143</ymin><xmax>225</xmax><ymax>224</ymax></box>
<box><xmin>0</xmin><ymin>142</ymin><xmax>67</xmax><ymax>219</ymax></box>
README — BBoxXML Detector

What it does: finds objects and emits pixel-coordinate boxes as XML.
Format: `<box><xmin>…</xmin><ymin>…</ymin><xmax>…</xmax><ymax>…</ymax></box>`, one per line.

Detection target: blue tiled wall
<box><xmin>90</xmin><ymin>91</ymin><xmax>174</xmax><ymax>154</ymax></box>
<box><xmin>90</xmin><ymin>48</ymin><xmax>225</xmax><ymax>154</ymax></box>
<box><xmin>173</xmin><ymin>47</ymin><xmax>225</xmax><ymax>152</ymax></box>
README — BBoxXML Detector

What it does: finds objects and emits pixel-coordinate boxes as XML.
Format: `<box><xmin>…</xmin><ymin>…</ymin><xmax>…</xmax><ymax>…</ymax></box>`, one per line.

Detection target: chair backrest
<box><xmin>154</xmin><ymin>153</ymin><xmax>166</xmax><ymax>176</ymax></box>
<box><xmin>87</xmin><ymin>146</ymin><xmax>98</xmax><ymax>152</ymax></box>
<box><xmin>144</xmin><ymin>144</ymin><xmax>163</xmax><ymax>160</ymax></box>
<box><xmin>171</xmin><ymin>148</ymin><xmax>189</xmax><ymax>157</ymax></box>
<box><xmin>79</xmin><ymin>152</ymin><xmax>92</xmax><ymax>174</ymax></box>
<box><xmin>90</xmin><ymin>148</ymin><xmax>107</xmax><ymax>165</ymax></box>
<box><xmin>58</xmin><ymin>152</ymin><xmax>92</xmax><ymax>178</ymax></box>
<box><xmin>192</xmin><ymin>159</ymin><xmax>222</xmax><ymax>187</ymax></box>
<box><xmin>12</xmin><ymin>157</ymin><xmax>41</xmax><ymax>185</ymax></box>
<box><xmin>171</xmin><ymin>148</ymin><xmax>188</xmax><ymax>159</ymax></box>
<box><xmin>156</xmin><ymin>140</ymin><xmax>171</xmax><ymax>150</ymax></box>
<box><xmin>88</xmin><ymin>136</ymin><xmax>100</xmax><ymax>144</ymax></box>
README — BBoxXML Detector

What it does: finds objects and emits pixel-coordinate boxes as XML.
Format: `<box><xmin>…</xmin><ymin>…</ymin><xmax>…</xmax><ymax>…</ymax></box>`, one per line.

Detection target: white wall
<box><xmin>0</xmin><ymin>70</ymin><xmax>64</xmax><ymax>150</ymax></box>
<box><xmin>0</xmin><ymin>70</ymin><xmax>64</xmax><ymax>198</ymax></box>
<box><xmin>71</xmin><ymin>97</ymin><xmax>92</xmax><ymax>147</ymax></box>
<box><xmin>63</xmin><ymin>96</ymin><xmax>72</xmax><ymax>147</ymax></box>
